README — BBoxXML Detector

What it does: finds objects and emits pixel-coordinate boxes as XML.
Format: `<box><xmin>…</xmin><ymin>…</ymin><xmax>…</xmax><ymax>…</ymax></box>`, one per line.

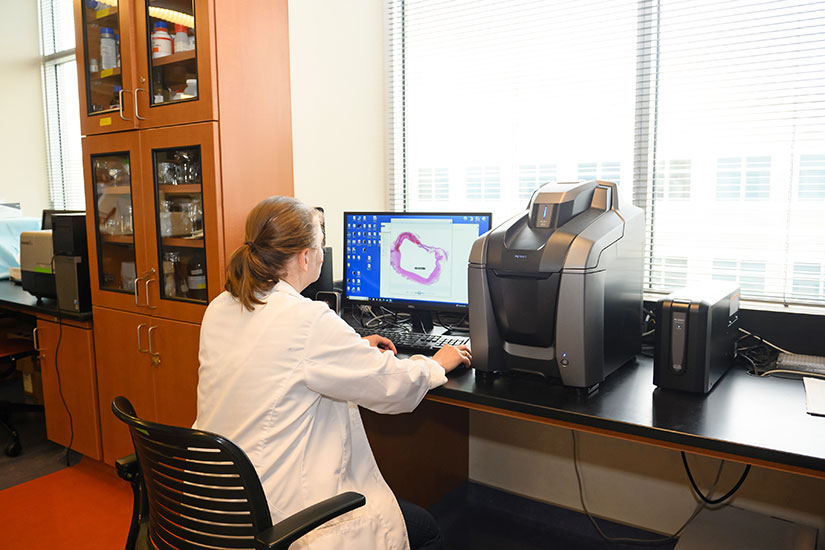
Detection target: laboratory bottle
<box><xmin>100</xmin><ymin>27</ymin><xmax>117</xmax><ymax>70</ymax></box>
<box><xmin>173</xmin><ymin>24</ymin><xmax>188</xmax><ymax>53</ymax></box>
<box><xmin>151</xmin><ymin>21</ymin><xmax>173</xmax><ymax>58</ymax></box>
<box><xmin>187</xmin><ymin>259</ymin><xmax>207</xmax><ymax>301</ymax></box>
<box><xmin>184</xmin><ymin>79</ymin><xmax>197</xmax><ymax>97</ymax></box>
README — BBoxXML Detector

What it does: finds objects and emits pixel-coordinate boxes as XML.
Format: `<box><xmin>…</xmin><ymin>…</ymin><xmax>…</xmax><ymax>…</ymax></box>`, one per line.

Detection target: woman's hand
<box><xmin>362</xmin><ymin>335</ymin><xmax>397</xmax><ymax>355</ymax></box>
<box><xmin>433</xmin><ymin>344</ymin><xmax>472</xmax><ymax>373</ymax></box>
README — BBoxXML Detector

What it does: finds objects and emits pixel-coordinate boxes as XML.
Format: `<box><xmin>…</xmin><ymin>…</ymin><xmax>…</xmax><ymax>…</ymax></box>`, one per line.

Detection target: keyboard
<box><xmin>352</xmin><ymin>326</ymin><xmax>470</xmax><ymax>354</ymax></box>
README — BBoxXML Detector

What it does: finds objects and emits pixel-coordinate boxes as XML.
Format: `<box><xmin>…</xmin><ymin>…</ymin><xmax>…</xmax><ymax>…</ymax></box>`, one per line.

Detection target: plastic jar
<box><xmin>151</xmin><ymin>21</ymin><xmax>172</xmax><ymax>58</ymax></box>
<box><xmin>100</xmin><ymin>27</ymin><xmax>117</xmax><ymax>70</ymax></box>
<box><xmin>173</xmin><ymin>24</ymin><xmax>188</xmax><ymax>53</ymax></box>
<box><xmin>184</xmin><ymin>79</ymin><xmax>197</xmax><ymax>97</ymax></box>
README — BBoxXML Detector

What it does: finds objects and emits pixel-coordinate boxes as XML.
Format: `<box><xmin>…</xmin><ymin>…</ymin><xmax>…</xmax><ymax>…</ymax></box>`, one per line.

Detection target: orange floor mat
<box><xmin>0</xmin><ymin>458</ymin><xmax>133</xmax><ymax>549</ymax></box>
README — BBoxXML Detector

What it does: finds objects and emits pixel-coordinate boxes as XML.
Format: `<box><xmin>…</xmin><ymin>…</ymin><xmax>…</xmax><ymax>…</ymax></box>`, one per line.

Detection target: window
<box><xmin>38</xmin><ymin>0</ymin><xmax>84</xmax><ymax>210</ymax></box>
<box><xmin>518</xmin><ymin>164</ymin><xmax>557</xmax><ymax>200</ymax></box>
<box><xmin>799</xmin><ymin>155</ymin><xmax>825</xmax><ymax>200</ymax></box>
<box><xmin>417</xmin><ymin>168</ymin><xmax>450</xmax><ymax>202</ymax></box>
<box><xmin>654</xmin><ymin>159</ymin><xmax>691</xmax><ymax>200</ymax></box>
<box><xmin>388</xmin><ymin>0</ymin><xmax>825</xmax><ymax>308</ymax></box>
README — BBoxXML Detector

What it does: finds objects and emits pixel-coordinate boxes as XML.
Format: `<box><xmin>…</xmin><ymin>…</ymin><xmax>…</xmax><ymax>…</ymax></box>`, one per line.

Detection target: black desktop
<box><xmin>343</xmin><ymin>212</ymin><xmax>491</xmax><ymax>333</ymax></box>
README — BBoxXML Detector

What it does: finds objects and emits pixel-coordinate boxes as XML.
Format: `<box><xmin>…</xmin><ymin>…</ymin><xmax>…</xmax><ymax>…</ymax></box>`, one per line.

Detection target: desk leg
<box><xmin>361</xmin><ymin>399</ymin><xmax>468</xmax><ymax>508</ymax></box>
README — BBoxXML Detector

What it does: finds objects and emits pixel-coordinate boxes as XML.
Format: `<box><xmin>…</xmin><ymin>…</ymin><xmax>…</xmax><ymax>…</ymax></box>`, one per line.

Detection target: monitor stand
<box><xmin>409</xmin><ymin>311</ymin><xmax>434</xmax><ymax>333</ymax></box>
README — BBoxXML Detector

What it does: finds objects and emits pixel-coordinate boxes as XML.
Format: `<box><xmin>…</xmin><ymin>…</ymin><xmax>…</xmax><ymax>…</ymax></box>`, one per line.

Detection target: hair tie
<box><xmin>244</xmin><ymin>241</ymin><xmax>257</xmax><ymax>254</ymax></box>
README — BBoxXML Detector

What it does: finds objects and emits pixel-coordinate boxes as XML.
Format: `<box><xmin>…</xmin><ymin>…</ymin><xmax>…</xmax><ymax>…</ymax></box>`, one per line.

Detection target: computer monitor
<box><xmin>42</xmin><ymin>209</ymin><xmax>84</xmax><ymax>230</ymax></box>
<box><xmin>343</xmin><ymin>212</ymin><xmax>492</xmax><ymax>331</ymax></box>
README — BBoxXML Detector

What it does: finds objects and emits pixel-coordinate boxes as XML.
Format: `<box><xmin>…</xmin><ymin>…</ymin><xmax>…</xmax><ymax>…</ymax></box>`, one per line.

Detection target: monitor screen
<box><xmin>343</xmin><ymin>212</ymin><xmax>492</xmax><ymax>311</ymax></box>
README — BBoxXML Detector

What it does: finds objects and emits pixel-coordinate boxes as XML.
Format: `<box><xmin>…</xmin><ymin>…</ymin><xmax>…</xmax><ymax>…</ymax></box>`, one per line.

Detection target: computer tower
<box><xmin>51</xmin><ymin>212</ymin><xmax>88</xmax><ymax>257</ymax></box>
<box><xmin>654</xmin><ymin>282</ymin><xmax>740</xmax><ymax>393</ymax></box>
<box><xmin>53</xmin><ymin>255</ymin><xmax>92</xmax><ymax>313</ymax></box>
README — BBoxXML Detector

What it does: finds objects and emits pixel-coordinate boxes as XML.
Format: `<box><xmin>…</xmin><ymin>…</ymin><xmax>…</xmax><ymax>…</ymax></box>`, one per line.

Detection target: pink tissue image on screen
<box><xmin>390</xmin><ymin>232</ymin><xmax>448</xmax><ymax>285</ymax></box>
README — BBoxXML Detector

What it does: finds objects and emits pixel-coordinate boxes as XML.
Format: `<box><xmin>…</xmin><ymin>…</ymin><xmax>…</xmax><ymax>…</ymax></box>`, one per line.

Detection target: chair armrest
<box><xmin>255</xmin><ymin>491</ymin><xmax>366</xmax><ymax>550</ymax></box>
<box><xmin>115</xmin><ymin>454</ymin><xmax>139</xmax><ymax>482</ymax></box>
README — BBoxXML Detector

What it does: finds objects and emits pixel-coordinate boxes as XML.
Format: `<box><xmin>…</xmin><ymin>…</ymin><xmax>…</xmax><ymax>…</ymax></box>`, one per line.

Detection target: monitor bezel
<box><xmin>342</xmin><ymin>211</ymin><xmax>492</xmax><ymax>314</ymax></box>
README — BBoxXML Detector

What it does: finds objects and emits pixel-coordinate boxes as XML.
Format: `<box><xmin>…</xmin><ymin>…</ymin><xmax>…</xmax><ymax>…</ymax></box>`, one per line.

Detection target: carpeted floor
<box><xmin>0</xmin><ymin>373</ymin><xmax>132</xmax><ymax>549</ymax></box>
<box><xmin>0</xmin><ymin>374</ymin><xmax>80</xmax><ymax>490</ymax></box>
<box><xmin>0</xmin><ymin>456</ymin><xmax>133</xmax><ymax>549</ymax></box>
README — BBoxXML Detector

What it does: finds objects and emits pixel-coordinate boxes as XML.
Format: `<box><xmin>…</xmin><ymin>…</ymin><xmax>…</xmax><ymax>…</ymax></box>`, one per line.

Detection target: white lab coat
<box><xmin>193</xmin><ymin>281</ymin><xmax>447</xmax><ymax>550</ymax></box>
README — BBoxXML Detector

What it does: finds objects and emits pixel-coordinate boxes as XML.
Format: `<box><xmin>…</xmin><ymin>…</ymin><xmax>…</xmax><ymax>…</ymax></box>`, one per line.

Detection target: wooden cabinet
<box><xmin>36</xmin><ymin>319</ymin><xmax>102</xmax><ymax>460</ymax></box>
<box><xmin>93</xmin><ymin>305</ymin><xmax>200</xmax><ymax>465</ymax></box>
<box><xmin>83</xmin><ymin>123</ymin><xmax>222</xmax><ymax>324</ymax></box>
<box><xmin>74</xmin><ymin>0</ymin><xmax>217</xmax><ymax>135</ymax></box>
<box><xmin>75</xmin><ymin>0</ymin><xmax>294</xmax><ymax>463</ymax></box>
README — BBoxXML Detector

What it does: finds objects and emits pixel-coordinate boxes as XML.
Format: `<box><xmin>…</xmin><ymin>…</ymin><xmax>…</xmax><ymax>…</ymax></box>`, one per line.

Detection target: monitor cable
<box><xmin>572</xmin><ymin>430</ymin><xmax>724</xmax><ymax>546</ymax></box>
<box><xmin>49</xmin><ymin>255</ymin><xmax>75</xmax><ymax>467</ymax></box>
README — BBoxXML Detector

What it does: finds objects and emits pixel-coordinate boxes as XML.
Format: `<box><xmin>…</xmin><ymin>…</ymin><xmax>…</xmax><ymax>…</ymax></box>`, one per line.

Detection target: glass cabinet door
<box><xmin>80</xmin><ymin>1</ymin><xmax>126</xmax><ymax>117</ymax></box>
<box><xmin>152</xmin><ymin>146</ymin><xmax>207</xmax><ymax>304</ymax></box>
<box><xmin>91</xmin><ymin>152</ymin><xmax>137</xmax><ymax>294</ymax></box>
<box><xmin>145</xmin><ymin>1</ymin><xmax>199</xmax><ymax>107</ymax></box>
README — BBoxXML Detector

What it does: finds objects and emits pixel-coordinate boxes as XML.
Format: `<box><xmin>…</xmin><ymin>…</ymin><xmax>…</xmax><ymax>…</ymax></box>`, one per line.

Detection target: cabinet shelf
<box><xmin>153</xmin><ymin>50</ymin><xmax>196</xmax><ymax>67</ymax></box>
<box><xmin>158</xmin><ymin>184</ymin><xmax>201</xmax><ymax>194</ymax></box>
<box><xmin>93</xmin><ymin>67</ymin><xmax>122</xmax><ymax>79</ymax></box>
<box><xmin>162</xmin><ymin>237</ymin><xmax>204</xmax><ymax>248</ymax></box>
<box><xmin>98</xmin><ymin>185</ymin><xmax>131</xmax><ymax>195</ymax></box>
<box><xmin>100</xmin><ymin>234</ymin><xmax>134</xmax><ymax>245</ymax></box>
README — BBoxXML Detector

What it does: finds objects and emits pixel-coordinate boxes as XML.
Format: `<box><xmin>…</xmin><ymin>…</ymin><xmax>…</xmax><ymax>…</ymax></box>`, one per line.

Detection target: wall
<box><xmin>288</xmin><ymin>0</ymin><xmax>387</xmax><ymax>280</ymax></box>
<box><xmin>470</xmin><ymin>411</ymin><xmax>825</xmax><ymax>547</ymax></box>
<box><xmin>0</xmin><ymin>0</ymin><xmax>50</xmax><ymax>217</ymax></box>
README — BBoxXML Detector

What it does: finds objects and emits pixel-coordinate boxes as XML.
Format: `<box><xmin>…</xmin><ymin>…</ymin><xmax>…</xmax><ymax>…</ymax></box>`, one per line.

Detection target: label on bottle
<box><xmin>187</xmin><ymin>274</ymin><xmax>206</xmax><ymax>289</ymax></box>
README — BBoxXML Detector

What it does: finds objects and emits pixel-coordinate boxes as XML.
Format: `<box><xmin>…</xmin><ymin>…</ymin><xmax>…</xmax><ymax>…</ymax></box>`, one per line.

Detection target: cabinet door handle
<box><xmin>147</xmin><ymin>326</ymin><xmax>158</xmax><ymax>357</ymax></box>
<box><xmin>118</xmin><ymin>88</ymin><xmax>131</xmax><ymax>120</ymax></box>
<box><xmin>136</xmin><ymin>323</ymin><xmax>149</xmax><ymax>353</ymax></box>
<box><xmin>134</xmin><ymin>88</ymin><xmax>147</xmax><ymax>120</ymax></box>
<box><xmin>145</xmin><ymin>277</ymin><xmax>157</xmax><ymax>309</ymax></box>
<box><xmin>134</xmin><ymin>275</ymin><xmax>145</xmax><ymax>306</ymax></box>
<box><xmin>32</xmin><ymin>327</ymin><xmax>40</xmax><ymax>351</ymax></box>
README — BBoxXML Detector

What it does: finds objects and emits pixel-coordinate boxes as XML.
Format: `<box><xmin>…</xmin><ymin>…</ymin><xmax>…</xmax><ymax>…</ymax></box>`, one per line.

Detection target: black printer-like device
<box><xmin>654</xmin><ymin>282</ymin><xmax>740</xmax><ymax>393</ymax></box>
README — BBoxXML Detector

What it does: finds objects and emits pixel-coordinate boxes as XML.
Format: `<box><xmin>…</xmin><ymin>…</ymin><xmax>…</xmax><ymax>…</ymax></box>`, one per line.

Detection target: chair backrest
<box><xmin>112</xmin><ymin>396</ymin><xmax>272</xmax><ymax>550</ymax></box>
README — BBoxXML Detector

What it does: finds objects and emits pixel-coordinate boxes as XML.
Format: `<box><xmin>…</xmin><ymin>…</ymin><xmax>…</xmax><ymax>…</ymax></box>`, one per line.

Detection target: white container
<box><xmin>100</xmin><ymin>27</ymin><xmax>117</xmax><ymax>70</ymax></box>
<box><xmin>151</xmin><ymin>21</ymin><xmax>172</xmax><ymax>58</ymax></box>
<box><xmin>173</xmin><ymin>24</ymin><xmax>188</xmax><ymax>53</ymax></box>
<box><xmin>184</xmin><ymin>79</ymin><xmax>197</xmax><ymax>97</ymax></box>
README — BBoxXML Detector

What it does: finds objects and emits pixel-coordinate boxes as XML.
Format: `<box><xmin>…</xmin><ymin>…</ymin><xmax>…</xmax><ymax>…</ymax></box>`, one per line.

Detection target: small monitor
<box><xmin>343</xmin><ymin>212</ymin><xmax>491</xmax><ymax>326</ymax></box>
<box><xmin>42</xmin><ymin>209</ymin><xmax>84</xmax><ymax>230</ymax></box>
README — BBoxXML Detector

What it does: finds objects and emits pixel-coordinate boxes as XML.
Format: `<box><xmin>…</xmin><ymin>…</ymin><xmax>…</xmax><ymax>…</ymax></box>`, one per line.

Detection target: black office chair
<box><xmin>112</xmin><ymin>396</ymin><xmax>366</xmax><ymax>550</ymax></box>
<box><xmin>0</xmin><ymin>340</ymin><xmax>40</xmax><ymax>457</ymax></box>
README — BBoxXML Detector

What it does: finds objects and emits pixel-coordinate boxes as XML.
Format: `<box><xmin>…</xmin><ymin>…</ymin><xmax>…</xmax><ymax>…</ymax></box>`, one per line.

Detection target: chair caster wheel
<box><xmin>5</xmin><ymin>440</ymin><xmax>21</xmax><ymax>457</ymax></box>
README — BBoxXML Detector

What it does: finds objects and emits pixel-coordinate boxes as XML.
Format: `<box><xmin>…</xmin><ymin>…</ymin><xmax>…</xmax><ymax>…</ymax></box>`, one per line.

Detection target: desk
<box><xmin>364</xmin><ymin>354</ymin><xmax>825</xmax><ymax>510</ymax></box>
<box><xmin>0</xmin><ymin>279</ymin><xmax>91</xmax><ymax>323</ymax></box>
<box><xmin>0</xmin><ymin>280</ymin><xmax>101</xmax><ymax>459</ymax></box>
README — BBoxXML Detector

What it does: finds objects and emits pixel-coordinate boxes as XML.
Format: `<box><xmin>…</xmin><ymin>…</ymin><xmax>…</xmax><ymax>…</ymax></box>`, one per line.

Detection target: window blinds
<box><xmin>387</xmin><ymin>0</ymin><xmax>638</xmax><ymax>216</ymax></box>
<box><xmin>635</xmin><ymin>0</ymin><xmax>825</xmax><ymax>307</ymax></box>
<box><xmin>388</xmin><ymin>0</ymin><xmax>825</xmax><ymax>308</ymax></box>
<box><xmin>39</xmin><ymin>0</ymin><xmax>85</xmax><ymax>211</ymax></box>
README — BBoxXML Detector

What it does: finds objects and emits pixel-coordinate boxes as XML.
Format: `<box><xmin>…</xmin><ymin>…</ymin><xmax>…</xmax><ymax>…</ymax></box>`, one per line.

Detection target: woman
<box><xmin>194</xmin><ymin>196</ymin><xmax>471</xmax><ymax>550</ymax></box>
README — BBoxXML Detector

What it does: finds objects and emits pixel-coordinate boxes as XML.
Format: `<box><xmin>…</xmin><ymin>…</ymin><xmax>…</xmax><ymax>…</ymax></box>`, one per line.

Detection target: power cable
<box><xmin>571</xmin><ymin>430</ymin><xmax>724</xmax><ymax>546</ymax></box>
